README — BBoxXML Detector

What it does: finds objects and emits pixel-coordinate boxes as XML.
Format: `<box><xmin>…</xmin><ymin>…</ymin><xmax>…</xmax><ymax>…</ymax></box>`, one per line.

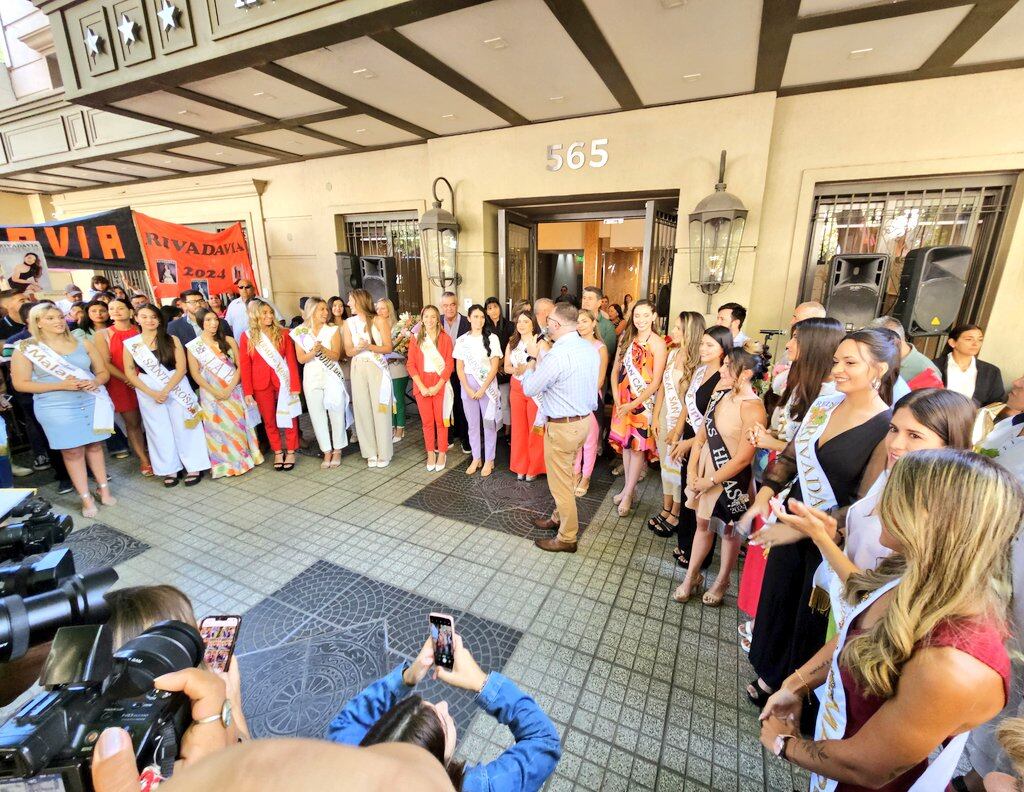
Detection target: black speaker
<box><xmin>891</xmin><ymin>246</ymin><xmax>970</xmax><ymax>336</ymax></box>
<box><xmin>335</xmin><ymin>252</ymin><xmax>361</xmax><ymax>300</ymax></box>
<box><xmin>359</xmin><ymin>255</ymin><xmax>399</xmax><ymax>312</ymax></box>
<box><xmin>823</xmin><ymin>253</ymin><xmax>889</xmax><ymax>330</ymax></box>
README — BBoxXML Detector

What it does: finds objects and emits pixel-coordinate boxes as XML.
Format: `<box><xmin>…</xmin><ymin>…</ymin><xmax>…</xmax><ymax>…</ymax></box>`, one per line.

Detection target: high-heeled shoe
<box><xmin>574</xmin><ymin>477</ymin><xmax>590</xmax><ymax>497</ymax></box>
<box><xmin>481</xmin><ymin>461</ymin><xmax>494</xmax><ymax>477</ymax></box>
<box><xmin>329</xmin><ymin>451</ymin><xmax>341</xmax><ymax>468</ymax></box>
<box><xmin>466</xmin><ymin>459</ymin><xmax>481</xmax><ymax>475</ymax></box>
<box><xmin>321</xmin><ymin>454</ymin><xmax>333</xmax><ymax>470</ymax></box>
<box><xmin>672</xmin><ymin>574</ymin><xmax>704</xmax><ymax>603</ymax></box>
<box><xmin>617</xmin><ymin>494</ymin><xmax>633</xmax><ymax>517</ymax></box>
<box><xmin>80</xmin><ymin>492</ymin><xmax>99</xmax><ymax>519</ymax></box>
<box><xmin>95</xmin><ymin>481</ymin><xmax>117</xmax><ymax>506</ymax></box>
<box><xmin>613</xmin><ymin>491</ymin><xmax>625</xmax><ymax>505</ymax></box>
<box><xmin>435</xmin><ymin>453</ymin><xmax>446</xmax><ymax>472</ymax></box>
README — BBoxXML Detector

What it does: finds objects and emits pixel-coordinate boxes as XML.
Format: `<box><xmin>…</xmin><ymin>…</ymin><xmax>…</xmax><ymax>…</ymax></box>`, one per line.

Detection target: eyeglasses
<box><xmin>238</xmin><ymin>284</ymin><xmax>254</xmax><ymax>291</ymax></box>
<box><xmin>185</xmin><ymin>299</ymin><xmax>203</xmax><ymax>305</ymax></box>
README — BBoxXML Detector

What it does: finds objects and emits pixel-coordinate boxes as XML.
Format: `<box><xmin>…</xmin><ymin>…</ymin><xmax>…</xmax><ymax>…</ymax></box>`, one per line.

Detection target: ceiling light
<box><xmin>214</xmin><ymin>151</ymin><xmax>224</xmax><ymax>156</ymax></box>
<box><xmin>176</xmin><ymin>109</ymin><xmax>190</xmax><ymax>115</ymax></box>
<box><xmin>440</xmin><ymin>113</ymin><xmax>456</xmax><ymax>119</ymax></box>
<box><xmin>548</xmin><ymin>95</ymin><xmax>565</xmax><ymax>102</ymax></box>
<box><xmin>252</xmin><ymin>91</ymin><xmax>265</xmax><ymax>96</ymax></box>
<box><xmin>848</xmin><ymin>47</ymin><xmax>873</xmax><ymax>59</ymax></box>
<box><xmin>352</xmin><ymin>68</ymin><xmax>377</xmax><ymax>79</ymax></box>
<box><xmin>683</xmin><ymin>72</ymin><xmax>702</xmax><ymax>82</ymax></box>
<box><xmin>482</xmin><ymin>36</ymin><xmax>508</xmax><ymax>49</ymax></box>
<box><xmin>355</xmin><ymin>128</ymin><xmax>367</xmax><ymax>133</ymax></box>
<box><xmin>660</xmin><ymin>0</ymin><xmax>688</xmax><ymax>7</ymax></box>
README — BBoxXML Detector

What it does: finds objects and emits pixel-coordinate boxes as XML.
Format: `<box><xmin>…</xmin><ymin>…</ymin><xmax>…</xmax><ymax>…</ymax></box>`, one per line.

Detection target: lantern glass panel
<box><xmin>688</xmin><ymin>219</ymin><xmax>705</xmax><ymax>282</ymax></box>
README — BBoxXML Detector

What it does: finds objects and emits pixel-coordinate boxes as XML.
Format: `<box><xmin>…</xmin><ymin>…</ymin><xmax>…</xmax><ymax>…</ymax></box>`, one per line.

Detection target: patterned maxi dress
<box><xmin>197</xmin><ymin>345</ymin><xmax>264</xmax><ymax>478</ymax></box>
<box><xmin>609</xmin><ymin>338</ymin><xmax>658</xmax><ymax>461</ymax></box>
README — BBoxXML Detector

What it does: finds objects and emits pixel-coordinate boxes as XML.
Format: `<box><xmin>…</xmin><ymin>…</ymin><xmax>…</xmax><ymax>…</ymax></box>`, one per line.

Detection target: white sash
<box><xmin>348</xmin><ymin>316</ymin><xmax>392</xmax><ymax>412</ymax></box>
<box><xmin>811</xmin><ymin>577</ymin><xmax>970</xmax><ymax>791</ymax></box>
<box><xmin>623</xmin><ymin>340</ymin><xmax>656</xmax><ymax>416</ymax></box>
<box><xmin>251</xmin><ymin>332</ymin><xmax>302</xmax><ymax>429</ymax></box>
<box><xmin>124</xmin><ymin>336</ymin><xmax>205</xmax><ymax>428</ymax></box>
<box><xmin>684</xmin><ymin>364</ymin><xmax>709</xmax><ymax>430</ymax></box>
<box><xmin>21</xmin><ymin>340</ymin><xmax>114</xmax><ymax>436</ymax></box>
<box><xmin>185</xmin><ymin>337</ymin><xmax>236</xmax><ymax>387</ymax></box>
<box><xmin>420</xmin><ymin>334</ymin><xmax>454</xmax><ymax>426</ymax></box>
<box><xmin>794</xmin><ymin>392</ymin><xmax>844</xmax><ymax>512</ymax></box>
<box><xmin>466</xmin><ymin>336</ymin><xmax>501</xmax><ymax>423</ymax></box>
<box><xmin>293</xmin><ymin>325</ymin><xmax>349</xmax><ymax>414</ymax></box>
<box><xmin>978</xmin><ymin>416</ymin><xmax>1024</xmax><ymax>481</ymax></box>
<box><xmin>510</xmin><ymin>341</ymin><xmax>546</xmax><ymax>426</ymax></box>
<box><xmin>661</xmin><ymin>349</ymin><xmax>685</xmax><ymax>477</ymax></box>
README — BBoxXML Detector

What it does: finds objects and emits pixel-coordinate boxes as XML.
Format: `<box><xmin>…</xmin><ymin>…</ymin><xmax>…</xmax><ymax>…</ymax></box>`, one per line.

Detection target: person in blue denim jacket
<box><xmin>326</xmin><ymin>633</ymin><xmax>561</xmax><ymax>792</ymax></box>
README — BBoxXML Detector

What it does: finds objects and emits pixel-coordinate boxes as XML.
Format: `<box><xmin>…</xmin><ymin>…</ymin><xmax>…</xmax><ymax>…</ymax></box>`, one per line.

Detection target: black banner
<box><xmin>0</xmin><ymin>208</ymin><xmax>144</xmax><ymax>271</ymax></box>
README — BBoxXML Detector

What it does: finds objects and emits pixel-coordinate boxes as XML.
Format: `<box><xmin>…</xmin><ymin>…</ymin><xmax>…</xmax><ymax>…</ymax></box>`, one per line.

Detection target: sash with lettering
<box><xmin>702</xmin><ymin>389</ymin><xmax>752</xmax><ymax>520</ymax></box>
<box><xmin>348</xmin><ymin>316</ymin><xmax>392</xmax><ymax>413</ymax></box>
<box><xmin>684</xmin><ymin>364</ymin><xmax>709</xmax><ymax>430</ymax></box>
<box><xmin>20</xmin><ymin>340</ymin><xmax>115</xmax><ymax>435</ymax></box>
<box><xmin>123</xmin><ymin>336</ymin><xmax>205</xmax><ymax>428</ymax></box>
<box><xmin>661</xmin><ymin>349</ymin><xmax>685</xmax><ymax>477</ymax></box>
<box><xmin>466</xmin><ymin>336</ymin><xmax>501</xmax><ymax>423</ymax></box>
<box><xmin>419</xmin><ymin>334</ymin><xmax>454</xmax><ymax>427</ymax></box>
<box><xmin>812</xmin><ymin>575</ymin><xmax>971</xmax><ymax>791</ymax></box>
<box><xmin>623</xmin><ymin>340</ymin><xmax>656</xmax><ymax>418</ymax></box>
<box><xmin>251</xmin><ymin>332</ymin><xmax>302</xmax><ymax>428</ymax></box>
<box><xmin>510</xmin><ymin>341</ymin><xmax>546</xmax><ymax>429</ymax></box>
<box><xmin>185</xmin><ymin>337</ymin><xmax>261</xmax><ymax>429</ymax></box>
<box><xmin>794</xmin><ymin>392</ymin><xmax>845</xmax><ymax>512</ymax></box>
<box><xmin>292</xmin><ymin>325</ymin><xmax>349</xmax><ymax>416</ymax></box>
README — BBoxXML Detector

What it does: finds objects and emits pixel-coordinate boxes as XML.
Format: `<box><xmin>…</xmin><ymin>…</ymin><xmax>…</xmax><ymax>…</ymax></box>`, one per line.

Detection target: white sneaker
<box><xmin>376</xmin><ymin>459</ymin><xmax>390</xmax><ymax>469</ymax></box>
<box><xmin>367</xmin><ymin>458</ymin><xmax>377</xmax><ymax>469</ymax></box>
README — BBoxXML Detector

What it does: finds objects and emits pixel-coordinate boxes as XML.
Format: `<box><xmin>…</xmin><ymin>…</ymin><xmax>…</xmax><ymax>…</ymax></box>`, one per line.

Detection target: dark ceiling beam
<box><xmin>290</xmin><ymin>127</ymin><xmax>363</xmax><ymax>150</ymax></box>
<box><xmin>253</xmin><ymin>62</ymin><xmax>435</xmax><ymax>139</ymax></box>
<box><xmin>163</xmin><ymin>86</ymin><xmax>280</xmax><ymax>125</ymax></box>
<box><xmin>370</xmin><ymin>29</ymin><xmax>528</xmax><ymax>125</ymax></box>
<box><xmin>918</xmin><ymin>0</ymin><xmax>1018</xmax><ymax>71</ymax></box>
<box><xmin>541</xmin><ymin>0</ymin><xmax>641</xmax><ymax>109</ymax></box>
<box><xmin>755</xmin><ymin>0</ymin><xmax>802</xmax><ymax>92</ymax></box>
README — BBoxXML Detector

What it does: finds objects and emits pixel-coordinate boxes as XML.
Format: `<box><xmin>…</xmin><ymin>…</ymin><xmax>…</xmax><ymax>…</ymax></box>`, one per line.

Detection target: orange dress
<box><xmin>609</xmin><ymin>338</ymin><xmax>657</xmax><ymax>460</ymax></box>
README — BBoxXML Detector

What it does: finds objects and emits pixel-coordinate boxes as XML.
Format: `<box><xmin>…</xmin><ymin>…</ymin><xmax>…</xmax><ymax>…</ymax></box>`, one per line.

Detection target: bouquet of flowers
<box><xmin>391</xmin><ymin>311</ymin><xmax>416</xmax><ymax>357</ymax></box>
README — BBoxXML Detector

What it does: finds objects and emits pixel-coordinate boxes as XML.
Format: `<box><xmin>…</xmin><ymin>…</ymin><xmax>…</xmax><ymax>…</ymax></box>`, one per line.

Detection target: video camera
<box><xmin>0</xmin><ymin>550</ymin><xmax>116</xmax><ymax>662</ymax></box>
<box><xmin>0</xmin><ymin>497</ymin><xmax>73</xmax><ymax>564</ymax></box>
<box><xmin>0</xmin><ymin>620</ymin><xmax>204</xmax><ymax>791</ymax></box>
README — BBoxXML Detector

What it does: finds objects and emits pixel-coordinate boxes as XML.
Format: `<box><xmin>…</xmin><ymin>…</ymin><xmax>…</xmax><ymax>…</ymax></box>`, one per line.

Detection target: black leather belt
<box><xmin>547</xmin><ymin>415</ymin><xmax>588</xmax><ymax>423</ymax></box>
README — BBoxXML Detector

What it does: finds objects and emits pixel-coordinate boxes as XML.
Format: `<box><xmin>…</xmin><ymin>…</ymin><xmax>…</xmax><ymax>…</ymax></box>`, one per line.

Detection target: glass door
<box><xmin>498</xmin><ymin>209</ymin><xmax>537</xmax><ymax>317</ymax></box>
<box><xmin>640</xmin><ymin>200</ymin><xmax>678</xmax><ymax>332</ymax></box>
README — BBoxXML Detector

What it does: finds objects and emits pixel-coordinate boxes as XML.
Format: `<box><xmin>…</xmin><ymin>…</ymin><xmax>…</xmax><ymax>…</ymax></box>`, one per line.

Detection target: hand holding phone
<box><xmin>428</xmin><ymin>612</ymin><xmax>455</xmax><ymax>671</ymax></box>
<box><xmin>199</xmin><ymin>615</ymin><xmax>241</xmax><ymax>673</ymax></box>
<box><xmin>433</xmin><ymin>633</ymin><xmax>488</xmax><ymax>693</ymax></box>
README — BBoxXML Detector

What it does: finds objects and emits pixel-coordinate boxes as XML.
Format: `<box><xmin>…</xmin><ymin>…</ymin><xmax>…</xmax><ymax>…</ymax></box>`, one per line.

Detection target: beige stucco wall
<box><xmin>0</xmin><ymin>191</ymin><xmax>33</xmax><ymax>223</ymax></box>
<box><xmin>752</xmin><ymin>68</ymin><xmax>1024</xmax><ymax>383</ymax></box>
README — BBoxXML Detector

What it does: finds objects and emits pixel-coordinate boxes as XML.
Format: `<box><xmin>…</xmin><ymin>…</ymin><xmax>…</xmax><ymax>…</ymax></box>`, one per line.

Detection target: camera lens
<box><xmin>108</xmin><ymin>620</ymin><xmax>204</xmax><ymax>697</ymax></box>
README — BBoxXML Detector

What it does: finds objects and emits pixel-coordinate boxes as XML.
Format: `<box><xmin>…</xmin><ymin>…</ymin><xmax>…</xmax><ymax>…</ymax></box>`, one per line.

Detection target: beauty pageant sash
<box><xmin>794</xmin><ymin>392</ymin><xmax>844</xmax><ymax>512</ymax></box>
<box><xmin>185</xmin><ymin>337</ymin><xmax>235</xmax><ymax>387</ymax></box>
<box><xmin>703</xmin><ymin>390</ymin><xmax>752</xmax><ymax>520</ymax></box>
<box><xmin>510</xmin><ymin>341</ymin><xmax>546</xmax><ymax>427</ymax></box>
<box><xmin>684</xmin><ymin>364</ymin><xmax>709</xmax><ymax>430</ymax></box>
<box><xmin>466</xmin><ymin>337</ymin><xmax>501</xmax><ymax>423</ymax></box>
<box><xmin>420</xmin><ymin>334</ymin><xmax>454</xmax><ymax>427</ymax></box>
<box><xmin>123</xmin><ymin>336</ymin><xmax>205</xmax><ymax>428</ymax></box>
<box><xmin>21</xmin><ymin>340</ymin><xmax>115</xmax><ymax>436</ymax></box>
<box><xmin>252</xmin><ymin>332</ymin><xmax>302</xmax><ymax>428</ymax></box>
<box><xmin>348</xmin><ymin>316</ymin><xmax>392</xmax><ymax>412</ymax></box>
<box><xmin>293</xmin><ymin>325</ymin><xmax>349</xmax><ymax>414</ymax></box>
<box><xmin>623</xmin><ymin>340</ymin><xmax>656</xmax><ymax>417</ymax></box>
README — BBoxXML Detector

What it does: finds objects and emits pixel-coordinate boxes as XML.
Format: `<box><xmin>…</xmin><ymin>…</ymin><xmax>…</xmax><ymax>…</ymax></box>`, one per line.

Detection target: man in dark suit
<box><xmin>167</xmin><ymin>289</ymin><xmax>205</xmax><ymax>346</ymax></box>
<box><xmin>440</xmin><ymin>291</ymin><xmax>470</xmax><ymax>453</ymax></box>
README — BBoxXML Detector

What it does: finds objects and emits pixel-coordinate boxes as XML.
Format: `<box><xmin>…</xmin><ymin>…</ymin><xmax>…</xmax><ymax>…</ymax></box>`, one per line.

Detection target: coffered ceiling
<box><xmin>2</xmin><ymin>0</ymin><xmax>1022</xmax><ymax>195</ymax></box>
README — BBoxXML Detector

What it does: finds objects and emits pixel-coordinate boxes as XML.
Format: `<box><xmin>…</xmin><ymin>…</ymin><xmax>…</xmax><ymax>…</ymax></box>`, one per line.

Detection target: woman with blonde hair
<box><xmin>647</xmin><ymin>311</ymin><xmax>704</xmax><ymax>536</ymax></box>
<box><xmin>10</xmin><ymin>303</ymin><xmax>116</xmax><ymax>517</ymax></box>
<box><xmin>376</xmin><ymin>297</ymin><xmax>408</xmax><ymax>444</ymax></box>
<box><xmin>406</xmin><ymin>305</ymin><xmax>454</xmax><ymax>472</ymax></box>
<box><xmin>759</xmin><ymin>449</ymin><xmax>1022</xmax><ymax>792</ymax></box>
<box><xmin>344</xmin><ymin>288</ymin><xmax>393</xmax><ymax>468</ymax></box>
<box><xmin>240</xmin><ymin>298</ymin><xmax>301</xmax><ymax>471</ymax></box>
<box><xmin>295</xmin><ymin>297</ymin><xmax>347</xmax><ymax>468</ymax></box>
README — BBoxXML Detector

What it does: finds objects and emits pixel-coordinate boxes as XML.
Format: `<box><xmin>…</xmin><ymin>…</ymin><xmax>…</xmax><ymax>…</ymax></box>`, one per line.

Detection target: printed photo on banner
<box><xmin>191</xmin><ymin>279</ymin><xmax>210</xmax><ymax>299</ymax></box>
<box><xmin>157</xmin><ymin>259</ymin><xmax>178</xmax><ymax>285</ymax></box>
<box><xmin>0</xmin><ymin>241</ymin><xmax>51</xmax><ymax>293</ymax></box>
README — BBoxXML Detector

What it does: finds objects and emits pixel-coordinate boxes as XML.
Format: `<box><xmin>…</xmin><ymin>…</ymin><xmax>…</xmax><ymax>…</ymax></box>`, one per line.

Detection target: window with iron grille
<box><xmin>802</xmin><ymin>175</ymin><xmax>1014</xmax><ymax>350</ymax></box>
<box><xmin>343</xmin><ymin>213</ymin><xmax>423</xmax><ymax>315</ymax></box>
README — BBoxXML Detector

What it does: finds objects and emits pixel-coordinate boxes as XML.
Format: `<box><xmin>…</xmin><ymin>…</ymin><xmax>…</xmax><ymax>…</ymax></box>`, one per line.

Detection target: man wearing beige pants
<box><xmin>521</xmin><ymin>302</ymin><xmax>600</xmax><ymax>553</ymax></box>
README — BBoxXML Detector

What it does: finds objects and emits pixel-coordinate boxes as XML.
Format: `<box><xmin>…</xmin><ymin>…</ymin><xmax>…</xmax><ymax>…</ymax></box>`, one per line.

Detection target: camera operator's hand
<box><xmin>156</xmin><ymin>668</ymin><xmax>240</xmax><ymax>767</ymax></box>
<box><xmin>434</xmin><ymin>634</ymin><xmax>487</xmax><ymax>693</ymax></box>
<box><xmin>403</xmin><ymin>638</ymin><xmax>435</xmax><ymax>687</ymax></box>
<box><xmin>91</xmin><ymin>728</ymin><xmax>139</xmax><ymax>792</ymax></box>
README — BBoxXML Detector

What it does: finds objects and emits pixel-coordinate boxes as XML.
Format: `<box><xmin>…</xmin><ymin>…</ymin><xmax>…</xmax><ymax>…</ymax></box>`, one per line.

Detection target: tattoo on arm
<box><xmin>796</xmin><ymin>739</ymin><xmax>829</xmax><ymax>763</ymax></box>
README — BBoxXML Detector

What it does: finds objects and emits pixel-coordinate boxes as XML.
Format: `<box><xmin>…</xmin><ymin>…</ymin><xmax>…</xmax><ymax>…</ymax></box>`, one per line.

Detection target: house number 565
<box><xmin>546</xmin><ymin>139</ymin><xmax>609</xmax><ymax>171</ymax></box>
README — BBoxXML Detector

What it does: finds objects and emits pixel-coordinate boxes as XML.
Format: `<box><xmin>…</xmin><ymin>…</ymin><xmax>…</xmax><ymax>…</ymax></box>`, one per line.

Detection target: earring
<box><xmin>871</xmin><ymin>377</ymin><xmax>881</xmax><ymax>390</ymax></box>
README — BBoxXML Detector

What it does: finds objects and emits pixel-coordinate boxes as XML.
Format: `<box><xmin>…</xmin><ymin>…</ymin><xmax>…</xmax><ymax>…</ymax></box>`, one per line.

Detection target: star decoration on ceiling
<box><xmin>117</xmin><ymin>13</ymin><xmax>138</xmax><ymax>47</ymax></box>
<box><xmin>83</xmin><ymin>26</ymin><xmax>102</xmax><ymax>58</ymax></box>
<box><xmin>156</xmin><ymin>0</ymin><xmax>179</xmax><ymax>31</ymax></box>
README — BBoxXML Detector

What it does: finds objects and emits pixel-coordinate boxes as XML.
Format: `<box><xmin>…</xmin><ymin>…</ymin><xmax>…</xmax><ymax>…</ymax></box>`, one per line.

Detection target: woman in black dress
<box><xmin>485</xmin><ymin>297</ymin><xmax>515</xmax><ymax>437</ymax></box>
<box><xmin>741</xmin><ymin>328</ymin><xmax>898</xmax><ymax>720</ymax></box>
<box><xmin>666</xmin><ymin>325</ymin><xmax>734</xmax><ymax>571</ymax></box>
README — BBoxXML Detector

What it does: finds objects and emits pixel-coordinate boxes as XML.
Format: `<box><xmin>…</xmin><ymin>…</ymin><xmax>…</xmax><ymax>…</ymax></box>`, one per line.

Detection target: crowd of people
<box><xmin>4</xmin><ymin>271</ymin><xmax>1024</xmax><ymax>791</ymax></box>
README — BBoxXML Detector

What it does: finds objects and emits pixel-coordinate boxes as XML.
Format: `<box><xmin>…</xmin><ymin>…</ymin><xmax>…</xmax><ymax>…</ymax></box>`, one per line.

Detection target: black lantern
<box><xmin>419</xmin><ymin>177</ymin><xmax>461</xmax><ymax>296</ymax></box>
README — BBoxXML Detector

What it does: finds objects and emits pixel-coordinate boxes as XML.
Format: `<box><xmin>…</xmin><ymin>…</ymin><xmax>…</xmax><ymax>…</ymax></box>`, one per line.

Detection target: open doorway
<box><xmin>494</xmin><ymin>191</ymin><xmax>679</xmax><ymax>326</ymax></box>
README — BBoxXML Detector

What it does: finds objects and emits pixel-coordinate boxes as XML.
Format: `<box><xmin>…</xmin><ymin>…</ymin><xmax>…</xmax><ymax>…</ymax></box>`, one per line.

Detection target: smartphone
<box><xmin>199</xmin><ymin>614</ymin><xmax>241</xmax><ymax>673</ymax></box>
<box><xmin>428</xmin><ymin>612</ymin><xmax>455</xmax><ymax>671</ymax></box>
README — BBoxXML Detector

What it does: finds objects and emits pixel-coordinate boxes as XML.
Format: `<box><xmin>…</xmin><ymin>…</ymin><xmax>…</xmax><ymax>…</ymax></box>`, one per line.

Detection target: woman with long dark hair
<box><xmin>186</xmin><ymin>308</ymin><xmax>262</xmax><ymax>478</ymax></box>
<box><xmin>485</xmin><ymin>297</ymin><xmax>515</xmax><ymax>436</ymax></box>
<box><xmin>572</xmin><ymin>308</ymin><xmax>608</xmax><ymax>495</ymax></box>
<box><xmin>344</xmin><ymin>288</ymin><xmax>393</xmax><ymax>468</ymax></box>
<box><xmin>9</xmin><ymin>252</ymin><xmax>43</xmax><ymax>293</ymax></box>
<box><xmin>934</xmin><ymin>323</ymin><xmax>1005</xmax><ymax>406</ymax></box>
<box><xmin>506</xmin><ymin>308</ymin><xmax>547</xmax><ymax>481</ymax></box>
<box><xmin>72</xmin><ymin>299</ymin><xmax>110</xmax><ymax>342</ymax></box>
<box><xmin>741</xmin><ymin>328</ymin><xmax>898</xmax><ymax>715</ymax></box>
<box><xmin>122</xmin><ymin>304</ymin><xmax>211</xmax><ymax>487</ymax></box>
<box><xmin>407</xmin><ymin>305</ymin><xmax>454</xmax><ymax>472</ymax></box>
<box><xmin>454</xmin><ymin>304</ymin><xmax>502</xmax><ymax>477</ymax></box>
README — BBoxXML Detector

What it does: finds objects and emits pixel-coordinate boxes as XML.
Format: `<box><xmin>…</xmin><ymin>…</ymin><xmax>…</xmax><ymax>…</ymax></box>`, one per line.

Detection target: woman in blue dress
<box><xmin>10</xmin><ymin>303</ymin><xmax>116</xmax><ymax>518</ymax></box>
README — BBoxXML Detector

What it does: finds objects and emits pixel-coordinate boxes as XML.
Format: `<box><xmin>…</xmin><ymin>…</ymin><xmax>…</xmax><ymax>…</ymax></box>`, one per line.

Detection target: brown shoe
<box><xmin>532</xmin><ymin>517</ymin><xmax>559</xmax><ymax>530</ymax></box>
<box><xmin>535</xmin><ymin>537</ymin><xmax>577</xmax><ymax>553</ymax></box>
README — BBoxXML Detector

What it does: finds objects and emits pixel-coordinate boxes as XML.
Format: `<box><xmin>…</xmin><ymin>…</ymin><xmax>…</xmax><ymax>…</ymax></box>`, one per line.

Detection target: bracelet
<box><xmin>795</xmin><ymin>669</ymin><xmax>811</xmax><ymax>697</ymax></box>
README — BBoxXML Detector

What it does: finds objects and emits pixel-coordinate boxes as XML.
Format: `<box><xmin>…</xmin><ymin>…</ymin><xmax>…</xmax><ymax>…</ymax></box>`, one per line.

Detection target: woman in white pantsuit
<box><xmin>295</xmin><ymin>297</ymin><xmax>348</xmax><ymax>468</ymax></box>
<box><xmin>122</xmin><ymin>304</ymin><xmax>211</xmax><ymax>487</ymax></box>
<box><xmin>343</xmin><ymin>289</ymin><xmax>393</xmax><ymax>469</ymax></box>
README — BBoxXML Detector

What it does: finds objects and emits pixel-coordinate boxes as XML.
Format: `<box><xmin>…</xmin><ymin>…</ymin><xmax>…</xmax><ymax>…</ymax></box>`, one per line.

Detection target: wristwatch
<box><xmin>773</xmin><ymin>733</ymin><xmax>794</xmax><ymax>760</ymax></box>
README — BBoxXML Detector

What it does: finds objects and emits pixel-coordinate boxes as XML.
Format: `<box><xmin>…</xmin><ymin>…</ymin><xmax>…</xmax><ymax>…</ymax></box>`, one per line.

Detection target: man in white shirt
<box><xmin>56</xmin><ymin>284</ymin><xmax>82</xmax><ymax>317</ymax></box>
<box><xmin>225</xmin><ymin>278</ymin><xmax>284</xmax><ymax>340</ymax></box>
<box><xmin>716</xmin><ymin>302</ymin><xmax>748</xmax><ymax>347</ymax></box>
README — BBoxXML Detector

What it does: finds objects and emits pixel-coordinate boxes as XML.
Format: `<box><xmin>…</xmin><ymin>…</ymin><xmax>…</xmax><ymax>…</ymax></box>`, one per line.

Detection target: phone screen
<box><xmin>429</xmin><ymin>613</ymin><xmax>455</xmax><ymax>671</ymax></box>
<box><xmin>199</xmin><ymin>615</ymin><xmax>241</xmax><ymax>673</ymax></box>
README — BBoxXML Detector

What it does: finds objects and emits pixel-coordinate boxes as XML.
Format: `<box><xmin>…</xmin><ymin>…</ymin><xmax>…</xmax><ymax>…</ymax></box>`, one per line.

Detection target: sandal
<box><xmin>329</xmin><ymin>451</ymin><xmax>341</xmax><ymax>468</ymax></box>
<box><xmin>652</xmin><ymin>514</ymin><xmax>678</xmax><ymax>538</ymax></box>
<box><xmin>321</xmin><ymin>454</ymin><xmax>332</xmax><ymax>470</ymax></box>
<box><xmin>738</xmin><ymin>620</ymin><xmax>753</xmax><ymax>641</ymax></box>
<box><xmin>481</xmin><ymin>461</ymin><xmax>494</xmax><ymax>477</ymax></box>
<box><xmin>79</xmin><ymin>492</ymin><xmax>98</xmax><ymax>519</ymax></box>
<box><xmin>740</xmin><ymin>636</ymin><xmax>751</xmax><ymax>654</ymax></box>
<box><xmin>466</xmin><ymin>459</ymin><xmax>481</xmax><ymax>476</ymax></box>
<box><xmin>702</xmin><ymin>582</ymin><xmax>727</xmax><ymax>608</ymax></box>
<box><xmin>140</xmin><ymin>464</ymin><xmax>154</xmax><ymax>477</ymax></box>
<box><xmin>574</xmin><ymin>477</ymin><xmax>590</xmax><ymax>497</ymax></box>
<box><xmin>647</xmin><ymin>510</ymin><xmax>672</xmax><ymax>532</ymax></box>
<box><xmin>746</xmin><ymin>679</ymin><xmax>773</xmax><ymax>708</ymax></box>
<box><xmin>282</xmin><ymin>451</ymin><xmax>296</xmax><ymax>471</ymax></box>
<box><xmin>163</xmin><ymin>474</ymin><xmax>180</xmax><ymax>488</ymax></box>
<box><xmin>273</xmin><ymin>452</ymin><xmax>284</xmax><ymax>471</ymax></box>
<box><xmin>95</xmin><ymin>481</ymin><xmax>117</xmax><ymax>507</ymax></box>
<box><xmin>183</xmin><ymin>471</ymin><xmax>203</xmax><ymax>486</ymax></box>
<box><xmin>672</xmin><ymin>574</ymin><xmax>704</xmax><ymax>603</ymax></box>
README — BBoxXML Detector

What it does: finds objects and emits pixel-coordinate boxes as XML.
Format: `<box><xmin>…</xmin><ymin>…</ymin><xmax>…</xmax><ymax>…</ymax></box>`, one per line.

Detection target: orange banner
<box><xmin>135</xmin><ymin>212</ymin><xmax>257</xmax><ymax>302</ymax></box>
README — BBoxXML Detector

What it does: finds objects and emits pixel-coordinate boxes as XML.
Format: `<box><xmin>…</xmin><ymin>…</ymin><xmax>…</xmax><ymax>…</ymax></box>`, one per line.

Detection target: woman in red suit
<box><xmin>406</xmin><ymin>305</ymin><xmax>454</xmax><ymax>473</ymax></box>
<box><xmin>240</xmin><ymin>298</ymin><xmax>301</xmax><ymax>471</ymax></box>
<box><xmin>505</xmin><ymin>308</ymin><xmax>547</xmax><ymax>481</ymax></box>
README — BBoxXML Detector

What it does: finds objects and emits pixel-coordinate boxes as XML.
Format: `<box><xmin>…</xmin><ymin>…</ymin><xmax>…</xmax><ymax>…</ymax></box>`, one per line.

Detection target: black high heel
<box><xmin>282</xmin><ymin>451</ymin><xmax>296</xmax><ymax>471</ymax></box>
